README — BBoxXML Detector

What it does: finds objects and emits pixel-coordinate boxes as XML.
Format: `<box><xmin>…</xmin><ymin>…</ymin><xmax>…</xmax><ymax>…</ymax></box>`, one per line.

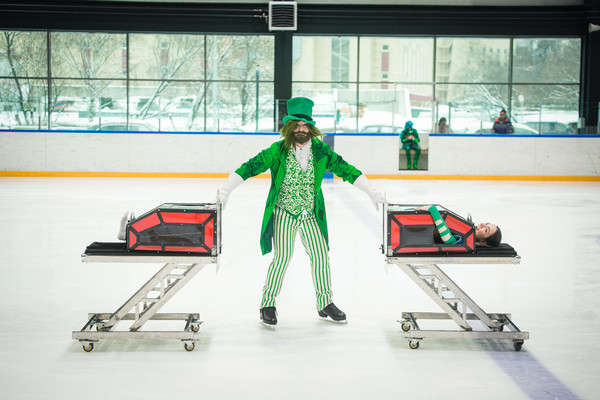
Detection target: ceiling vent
<box><xmin>268</xmin><ymin>1</ymin><xmax>297</xmax><ymax>31</ymax></box>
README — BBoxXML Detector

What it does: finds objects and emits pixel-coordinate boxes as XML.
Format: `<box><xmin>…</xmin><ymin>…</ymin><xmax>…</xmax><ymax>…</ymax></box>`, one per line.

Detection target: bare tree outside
<box><xmin>0</xmin><ymin>31</ymin><xmax>47</xmax><ymax>127</ymax></box>
<box><xmin>131</xmin><ymin>34</ymin><xmax>204</xmax><ymax>121</ymax></box>
<box><xmin>512</xmin><ymin>38</ymin><xmax>580</xmax><ymax>116</ymax></box>
<box><xmin>206</xmin><ymin>35</ymin><xmax>274</xmax><ymax>131</ymax></box>
<box><xmin>51</xmin><ymin>32</ymin><xmax>125</xmax><ymax>122</ymax></box>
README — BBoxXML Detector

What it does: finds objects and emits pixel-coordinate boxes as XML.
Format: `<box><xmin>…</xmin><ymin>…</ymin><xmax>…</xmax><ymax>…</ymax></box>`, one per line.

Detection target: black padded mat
<box><xmin>83</xmin><ymin>242</ymin><xmax>214</xmax><ymax>257</ymax></box>
<box><xmin>85</xmin><ymin>242</ymin><xmax>517</xmax><ymax>258</ymax></box>
<box><xmin>389</xmin><ymin>243</ymin><xmax>518</xmax><ymax>258</ymax></box>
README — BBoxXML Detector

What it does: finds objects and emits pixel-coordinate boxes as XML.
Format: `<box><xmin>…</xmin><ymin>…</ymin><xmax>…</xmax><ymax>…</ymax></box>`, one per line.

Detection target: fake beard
<box><xmin>294</xmin><ymin>132</ymin><xmax>310</xmax><ymax>145</ymax></box>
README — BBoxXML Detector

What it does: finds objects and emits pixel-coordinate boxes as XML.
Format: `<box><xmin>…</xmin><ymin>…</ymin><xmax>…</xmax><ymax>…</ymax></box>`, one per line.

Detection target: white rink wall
<box><xmin>333</xmin><ymin>134</ymin><xmax>600</xmax><ymax>176</ymax></box>
<box><xmin>1</xmin><ymin>130</ymin><xmax>599</xmax><ymax>177</ymax></box>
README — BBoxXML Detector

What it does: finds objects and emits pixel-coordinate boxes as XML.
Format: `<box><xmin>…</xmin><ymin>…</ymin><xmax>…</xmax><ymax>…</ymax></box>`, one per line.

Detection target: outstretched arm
<box><xmin>218</xmin><ymin>142</ymin><xmax>281</xmax><ymax>209</ymax></box>
<box><xmin>353</xmin><ymin>175</ymin><xmax>385</xmax><ymax>210</ymax></box>
<box><xmin>216</xmin><ymin>172</ymin><xmax>244</xmax><ymax>209</ymax></box>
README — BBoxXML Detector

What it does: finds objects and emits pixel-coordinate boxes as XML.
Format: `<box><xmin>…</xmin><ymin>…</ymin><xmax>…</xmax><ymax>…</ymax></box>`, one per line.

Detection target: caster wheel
<box><xmin>401</xmin><ymin>322</ymin><xmax>411</xmax><ymax>332</ymax></box>
<box><xmin>409</xmin><ymin>341</ymin><xmax>420</xmax><ymax>350</ymax></box>
<box><xmin>96</xmin><ymin>325</ymin><xmax>104</xmax><ymax>332</ymax></box>
<box><xmin>513</xmin><ymin>341</ymin><xmax>523</xmax><ymax>352</ymax></box>
<box><xmin>82</xmin><ymin>343</ymin><xmax>94</xmax><ymax>352</ymax></box>
<box><xmin>184</xmin><ymin>342</ymin><xmax>195</xmax><ymax>352</ymax></box>
<box><xmin>191</xmin><ymin>324</ymin><xmax>200</xmax><ymax>333</ymax></box>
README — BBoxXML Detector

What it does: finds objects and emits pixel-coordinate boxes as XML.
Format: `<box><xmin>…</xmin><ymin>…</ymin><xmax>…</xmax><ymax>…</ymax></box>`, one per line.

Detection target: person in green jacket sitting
<box><xmin>217</xmin><ymin>97</ymin><xmax>385</xmax><ymax>326</ymax></box>
<box><xmin>400</xmin><ymin>121</ymin><xmax>421</xmax><ymax>170</ymax></box>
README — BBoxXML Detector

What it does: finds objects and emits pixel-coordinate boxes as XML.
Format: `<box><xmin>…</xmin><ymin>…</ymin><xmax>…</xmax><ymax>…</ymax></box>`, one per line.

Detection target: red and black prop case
<box><xmin>126</xmin><ymin>203</ymin><xmax>218</xmax><ymax>255</ymax></box>
<box><xmin>386</xmin><ymin>204</ymin><xmax>475</xmax><ymax>256</ymax></box>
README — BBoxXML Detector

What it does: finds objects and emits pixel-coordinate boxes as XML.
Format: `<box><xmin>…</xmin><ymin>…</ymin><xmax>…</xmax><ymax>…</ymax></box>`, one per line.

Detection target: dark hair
<box><xmin>500</xmin><ymin>108</ymin><xmax>507</xmax><ymax>114</ymax></box>
<box><xmin>485</xmin><ymin>226</ymin><xmax>502</xmax><ymax>247</ymax></box>
<box><xmin>280</xmin><ymin>120</ymin><xmax>324</xmax><ymax>148</ymax></box>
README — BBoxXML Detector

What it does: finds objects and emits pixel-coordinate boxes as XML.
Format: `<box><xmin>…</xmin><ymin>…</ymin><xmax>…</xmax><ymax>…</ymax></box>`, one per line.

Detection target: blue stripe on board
<box><xmin>0</xmin><ymin>129</ymin><xmax>281</xmax><ymax>135</ymax></box>
<box><xmin>2</xmin><ymin>129</ymin><xmax>598</xmax><ymax>138</ymax></box>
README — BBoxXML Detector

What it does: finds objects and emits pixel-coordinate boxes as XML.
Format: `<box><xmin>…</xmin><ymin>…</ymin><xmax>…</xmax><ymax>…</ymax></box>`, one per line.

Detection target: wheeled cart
<box><xmin>383</xmin><ymin>204</ymin><xmax>529</xmax><ymax>351</ymax></box>
<box><xmin>72</xmin><ymin>203</ymin><xmax>220</xmax><ymax>352</ymax></box>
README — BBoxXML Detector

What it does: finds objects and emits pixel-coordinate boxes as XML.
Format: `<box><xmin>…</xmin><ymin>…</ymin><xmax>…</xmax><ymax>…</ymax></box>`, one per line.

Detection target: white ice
<box><xmin>0</xmin><ymin>177</ymin><xmax>599</xmax><ymax>399</ymax></box>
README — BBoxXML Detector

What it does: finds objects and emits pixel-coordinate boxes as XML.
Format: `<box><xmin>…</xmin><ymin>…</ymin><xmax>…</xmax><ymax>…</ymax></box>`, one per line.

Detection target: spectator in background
<box><xmin>400</xmin><ymin>121</ymin><xmax>421</xmax><ymax>170</ymax></box>
<box><xmin>437</xmin><ymin>117</ymin><xmax>453</xmax><ymax>133</ymax></box>
<box><xmin>492</xmin><ymin>109</ymin><xmax>514</xmax><ymax>134</ymax></box>
<box><xmin>569</xmin><ymin>122</ymin><xmax>578</xmax><ymax>135</ymax></box>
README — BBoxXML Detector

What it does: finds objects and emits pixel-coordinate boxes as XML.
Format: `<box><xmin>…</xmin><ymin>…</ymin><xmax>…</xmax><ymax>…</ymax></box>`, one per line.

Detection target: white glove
<box><xmin>353</xmin><ymin>174</ymin><xmax>386</xmax><ymax>210</ymax></box>
<box><xmin>216</xmin><ymin>173</ymin><xmax>244</xmax><ymax>210</ymax></box>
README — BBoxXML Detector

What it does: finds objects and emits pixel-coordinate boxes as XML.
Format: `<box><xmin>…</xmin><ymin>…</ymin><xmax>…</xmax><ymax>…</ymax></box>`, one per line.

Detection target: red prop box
<box><xmin>386</xmin><ymin>204</ymin><xmax>475</xmax><ymax>256</ymax></box>
<box><xmin>127</xmin><ymin>203</ymin><xmax>219</xmax><ymax>255</ymax></box>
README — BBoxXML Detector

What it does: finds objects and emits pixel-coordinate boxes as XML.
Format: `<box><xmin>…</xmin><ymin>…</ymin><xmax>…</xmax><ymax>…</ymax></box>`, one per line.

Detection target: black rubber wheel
<box><xmin>513</xmin><ymin>341</ymin><xmax>523</xmax><ymax>351</ymax></box>
<box><xmin>401</xmin><ymin>322</ymin><xmax>411</xmax><ymax>332</ymax></box>
<box><xmin>409</xmin><ymin>341</ymin><xmax>420</xmax><ymax>350</ymax></box>
<box><xmin>82</xmin><ymin>343</ymin><xmax>94</xmax><ymax>352</ymax></box>
<box><xmin>184</xmin><ymin>342</ymin><xmax>195</xmax><ymax>351</ymax></box>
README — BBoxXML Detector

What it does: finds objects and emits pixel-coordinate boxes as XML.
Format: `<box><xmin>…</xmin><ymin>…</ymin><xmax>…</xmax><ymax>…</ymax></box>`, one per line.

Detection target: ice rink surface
<box><xmin>0</xmin><ymin>176</ymin><xmax>599</xmax><ymax>399</ymax></box>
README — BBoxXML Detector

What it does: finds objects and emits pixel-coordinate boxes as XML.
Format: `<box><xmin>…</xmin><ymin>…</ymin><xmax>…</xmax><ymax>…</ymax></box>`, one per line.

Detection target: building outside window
<box><xmin>292</xmin><ymin>36</ymin><xmax>358</xmax><ymax>133</ymax></box>
<box><xmin>292</xmin><ymin>36</ymin><xmax>580</xmax><ymax>135</ymax></box>
<box><xmin>0</xmin><ymin>30</ymin><xmax>581</xmax><ymax>135</ymax></box>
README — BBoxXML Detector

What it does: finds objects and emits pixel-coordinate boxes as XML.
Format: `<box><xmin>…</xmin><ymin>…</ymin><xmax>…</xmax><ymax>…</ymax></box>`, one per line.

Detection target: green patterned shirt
<box><xmin>234</xmin><ymin>139</ymin><xmax>363</xmax><ymax>255</ymax></box>
<box><xmin>276</xmin><ymin>149</ymin><xmax>315</xmax><ymax>217</ymax></box>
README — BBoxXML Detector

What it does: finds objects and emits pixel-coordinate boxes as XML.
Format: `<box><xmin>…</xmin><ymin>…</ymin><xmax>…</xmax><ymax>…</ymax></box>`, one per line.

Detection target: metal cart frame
<box><xmin>73</xmin><ymin>202</ymin><xmax>221</xmax><ymax>352</ymax></box>
<box><xmin>383</xmin><ymin>204</ymin><xmax>529</xmax><ymax>351</ymax></box>
<box><xmin>72</xmin><ymin>253</ymin><xmax>218</xmax><ymax>352</ymax></box>
<box><xmin>386</xmin><ymin>256</ymin><xmax>528</xmax><ymax>351</ymax></box>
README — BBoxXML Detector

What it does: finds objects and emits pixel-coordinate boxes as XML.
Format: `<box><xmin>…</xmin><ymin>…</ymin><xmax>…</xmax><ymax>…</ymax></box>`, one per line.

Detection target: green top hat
<box><xmin>282</xmin><ymin>97</ymin><xmax>316</xmax><ymax>126</ymax></box>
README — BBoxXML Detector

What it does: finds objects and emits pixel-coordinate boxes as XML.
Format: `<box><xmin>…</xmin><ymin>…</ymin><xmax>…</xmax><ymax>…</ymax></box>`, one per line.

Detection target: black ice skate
<box><xmin>318</xmin><ymin>303</ymin><xmax>347</xmax><ymax>322</ymax></box>
<box><xmin>260</xmin><ymin>306</ymin><xmax>277</xmax><ymax>326</ymax></box>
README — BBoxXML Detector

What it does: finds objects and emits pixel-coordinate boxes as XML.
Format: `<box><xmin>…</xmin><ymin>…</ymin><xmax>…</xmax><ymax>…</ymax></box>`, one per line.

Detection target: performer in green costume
<box><xmin>218</xmin><ymin>97</ymin><xmax>385</xmax><ymax>325</ymax></box>
<box><xmin>400</xmin><ymin>121</ymin><xmax>421</xmax><ymax>170</ymax></box>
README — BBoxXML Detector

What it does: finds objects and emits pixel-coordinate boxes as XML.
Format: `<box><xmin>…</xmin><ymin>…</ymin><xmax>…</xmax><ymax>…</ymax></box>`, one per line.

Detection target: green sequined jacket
<box><xmin>235</xmin><ymin>138</ymin><xmax>362</xmax><ymax>255</ymax></box>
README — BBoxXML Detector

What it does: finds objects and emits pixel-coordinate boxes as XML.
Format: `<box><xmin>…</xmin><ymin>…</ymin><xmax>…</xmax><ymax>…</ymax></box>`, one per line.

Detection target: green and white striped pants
<box><xmin>261</xmin><ymin>206</ymin><xmax>332</xmax><ymax>310</ymax></box>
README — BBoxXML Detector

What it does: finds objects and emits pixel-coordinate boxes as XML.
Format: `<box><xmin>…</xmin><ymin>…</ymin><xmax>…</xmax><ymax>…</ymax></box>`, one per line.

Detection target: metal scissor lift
<box><xmin>72</xmin><ymin>252</ymin><xmax>218</xmax><ymax>352</ymax></box>
<box><xmin>387</xmin><ymin>256</ymin><xmax>529</xmax><ymax>351</ymax></box>
<box><xmin>73</xmin><ymin>202</ymin><xmax>220</xmax><ymax>352</ymax></box>
<box><xmin>383</xmin><ymin>203</ymin><xmax>528</xmax><ymax>351</ymax></box>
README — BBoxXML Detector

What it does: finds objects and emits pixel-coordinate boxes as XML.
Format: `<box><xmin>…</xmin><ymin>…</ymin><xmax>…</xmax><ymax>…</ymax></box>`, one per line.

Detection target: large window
<box><xmin>0</xmin><ymin>31</ymin><xmax>582</xmax><ymax>135</ymax></box>
<box><xmin>292</xmin><ymin>36</ymin><xmax>581</xmax><ymax>135</ymax></box>
<box><xmin>0</xmin><ymin>31</ymin><xmax>275</xmax><ymax>132</ymax></box>
<box><xmin>511</xmin><ymin>39</ymin><xmax>580</xmax><ymax>135</ymax></box>
<box><xmin>0</xmin><ymin>32</ymin><xmax>48</xmax><ymax>129</ymax></box>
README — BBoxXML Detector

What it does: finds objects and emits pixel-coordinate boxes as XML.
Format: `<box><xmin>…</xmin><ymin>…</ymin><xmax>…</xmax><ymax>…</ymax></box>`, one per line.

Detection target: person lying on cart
<box><xmin>217</xmin><ymin>96</ymin><xmax>385</xmax><ymax>326</ymax></box>
<box><xmin>417</xmin><ymin>205</ymin><xmax>502</xmax><ymax>247</ymax></box>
